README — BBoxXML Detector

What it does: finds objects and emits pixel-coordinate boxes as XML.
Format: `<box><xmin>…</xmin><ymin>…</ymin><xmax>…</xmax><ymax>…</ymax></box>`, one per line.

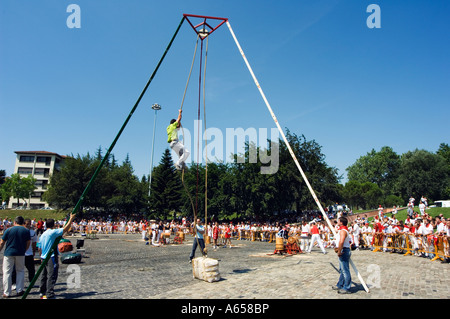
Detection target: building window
<box><xmin>19</xmin><ymin>156</ymin><xmax>35</xmax><ymax>162</ymax></box>
<box><xmin>18</xmin><ymin>167</ymin><xmax>33</xmax><ymax>175</ymax></box>
<box><xmin>34</xmin><ymin>168</ymin><xmax>49</xmax><ymax>177</ymax></box>
<box><xmin>37</xmin><ymin>156</ymin><xmax>51</xmax><ymax>165</ymax></box>
<box><xmin>35</xmin><ymin>180</ymin><xmax>49</xmax><ymax>190</ymax></box>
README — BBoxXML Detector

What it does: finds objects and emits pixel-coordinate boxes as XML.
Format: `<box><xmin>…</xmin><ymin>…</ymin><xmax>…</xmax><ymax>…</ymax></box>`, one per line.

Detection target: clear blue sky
<box><xmin>1</xmin><ymin>0</ymin><xmax>449</xmax><ymax>183</ymax></box>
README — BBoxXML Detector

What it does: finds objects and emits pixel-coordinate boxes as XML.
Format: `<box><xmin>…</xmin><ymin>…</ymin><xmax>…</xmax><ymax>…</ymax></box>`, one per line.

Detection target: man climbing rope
<box><xmin>167</xmin><ymin>109</ymin><xmax>190</xmax><ymax>170</ymax></box>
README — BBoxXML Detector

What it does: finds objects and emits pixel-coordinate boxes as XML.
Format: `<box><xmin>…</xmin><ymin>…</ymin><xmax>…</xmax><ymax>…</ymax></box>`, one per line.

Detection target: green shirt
<box><xmin>167</xmin><ymin>122</ymin><xmax>179</xmax><ymax>143</ymax></box>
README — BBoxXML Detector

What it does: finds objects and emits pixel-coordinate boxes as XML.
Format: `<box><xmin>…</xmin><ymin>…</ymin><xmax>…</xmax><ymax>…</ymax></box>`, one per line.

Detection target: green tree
<box><xmin>437</xmin><ymin>143</ymin><xmax>450</xmax><ymax>198</ymax></box>
<box><xmin>346</xmin><ymin>146</ymin><xmax>400</xmax><ymax>195</ymax></box>
<box><xmin>43</xmin><ymin>153</ymin><xmax>108</xmax><ymax>210</ymax></box>
<box><xmin>342</xmin><ymin>180</ymin><xmax>385</xmax><ymax>210</ymax></box>
<box><xmin>396</xmin><ymin>149</ymin><xmax>450</xmax><ymax>202</ymax></box>
<box><xmin>0</xmin><ymin>170</ymin><xmax>6</xmax><ymax>185</ymax></box>
<box><xmin>0</xmin><ymin>170</ymin><xmax>8</xmax><ymax>203</ymax></box>
<box><xmin>105</xmin><ymin>156</ymin><xmax>146</xmax><ymax>217</ymax></box>
<box><xmin>437</xmin><ymin>143</ymin><xmax>450</xmax><ymax>165</ymax></box>
<box><xmin>342</xmin><ymin>180</ymin><xmax>364</xmax><ymax>209</ymax></box>
<box><xmin>2</xmin><ymin>173</ymin><xmax>36</xmax><ymax>207</ymax></box>
<box><xmin>279</xmin><ymin>130</ymin><xmax>341</xmax><ymax>212</ymax></box>
<box><xmin>149</xmin><ymin>149</ymin><xmax>183</xmax><ymax>219</ymax></box>
<box><xmin>360</xmin><ymin>181</ymin><xmax>383</xmax><ymax>209</ymax></box>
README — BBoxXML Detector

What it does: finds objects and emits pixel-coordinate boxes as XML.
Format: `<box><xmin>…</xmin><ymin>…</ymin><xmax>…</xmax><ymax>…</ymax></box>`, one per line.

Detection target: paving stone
<box><xmin>1</xmin><ymin>233</ymin><xmax>448</xmax><ymax>300</ymax></box>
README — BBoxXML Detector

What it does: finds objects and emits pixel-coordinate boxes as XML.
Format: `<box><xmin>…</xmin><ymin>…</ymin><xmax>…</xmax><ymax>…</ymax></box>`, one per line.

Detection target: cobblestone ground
<box><xmin>1</xmin><ymin>233</ymin><xmax>448</xmax><ymax>302</ymax></box>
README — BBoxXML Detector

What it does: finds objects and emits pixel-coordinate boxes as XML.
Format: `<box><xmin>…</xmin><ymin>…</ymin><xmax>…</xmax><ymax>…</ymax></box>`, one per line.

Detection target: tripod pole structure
<box><xmin>226</xmin><ymin>20</ymin><xmax>370</xmax><ymax>293</ymax></box>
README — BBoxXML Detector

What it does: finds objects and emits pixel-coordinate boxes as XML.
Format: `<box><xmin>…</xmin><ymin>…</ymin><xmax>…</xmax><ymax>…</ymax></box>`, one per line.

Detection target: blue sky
<box><xmin>1</xmin><ymin>0</ymin><xmax>449</xmax><ymax>183</ymax></box>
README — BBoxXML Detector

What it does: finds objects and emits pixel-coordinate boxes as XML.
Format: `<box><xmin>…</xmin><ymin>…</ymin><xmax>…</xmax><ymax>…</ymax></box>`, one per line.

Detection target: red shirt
<box><xmin>310</xmin><ymin>225</ymin><xmax>320</xmax><ymax>235</ymax></box>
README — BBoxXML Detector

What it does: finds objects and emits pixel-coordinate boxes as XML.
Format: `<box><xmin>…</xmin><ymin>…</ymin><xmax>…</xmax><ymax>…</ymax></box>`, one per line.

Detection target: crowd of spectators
<box><xmin>1</xmin><ymin>199</ymin><xmax>448</xmax><ymax>264</ymax></box>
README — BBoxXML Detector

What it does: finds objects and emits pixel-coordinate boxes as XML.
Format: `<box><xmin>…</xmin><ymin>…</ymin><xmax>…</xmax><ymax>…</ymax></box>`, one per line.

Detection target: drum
<box><xmin>276</xmin><ymin>237</ymin><xmax>284</xmax><ymax>251</ymax></box>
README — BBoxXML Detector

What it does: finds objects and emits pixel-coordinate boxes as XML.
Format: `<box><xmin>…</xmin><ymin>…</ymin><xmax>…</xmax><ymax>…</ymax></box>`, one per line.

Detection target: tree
<box><xmin>360</xmin><ymin>182</ymin><xmax>383</xmax><ymax>209</ymax></box>
<box><xmin>105</xmin><ymin>156</ymin><xmax>146</xmax><ymax>218</ymax></box>
<box><xmin>0</xmin><ymin>170</ymin><xmax>8</xmax><ymax>203</ymax></box>
<box><xmin>342</xmin><ymin>180</ymin><xmax>364</xmax><ymax>209</ymax></box>
<box><xmin>342</xmin><ymin>180</ymin><xmax>384</xmax><ymax>210</ymax></box>
<box><xmin>149</xmin><ymin>149</ymin><xmax>183</xmax><ymax>219</ymax></box>
<box><xmin>2</xmin><ymin>173</ymin><xmax>36</xmax><ymax>207</ymax></box>
<box><xmin>437</xmin><ymin>143</ymin><xmax>450</xmax><ymax>165</ymax></box>
<box><xmin>43</xmin><ymin>153</ymin><xmax>108</xmax><ymax>210</ymax></box>
<box><xmin>396</xmin><ymin>149</ymin><xmax>450</xmax><ymax>202</ymax></box>
<box><xmin>0</xmin><ymin>170</ymin><xmax>6</xmax><ymax>185</ymax></box>
<box><xmin>279</xmin><ymin>130</ymin><xmax>341</xmax><ymax>212</ymax></box>
<box><xmin>346</xmin><ymin>146</ymin><xmax>400</xmax><ymax>195</ymax></box>
<box><xmin>437</xmin><ymin>143</ymin><xmax>450</xmax><ymax>198</ymax></box>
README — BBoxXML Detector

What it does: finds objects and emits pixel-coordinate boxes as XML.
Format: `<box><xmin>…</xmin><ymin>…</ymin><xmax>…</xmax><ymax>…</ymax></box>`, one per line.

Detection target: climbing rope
<box><xmin>178</xmin><ymin>33</ymin><xmax>210</xmax><ymax>256</ymax></box>
<box><xmin>179</xmin><ymin>34</ymin><xmax>199</xmax><ymax>227</ymax></box>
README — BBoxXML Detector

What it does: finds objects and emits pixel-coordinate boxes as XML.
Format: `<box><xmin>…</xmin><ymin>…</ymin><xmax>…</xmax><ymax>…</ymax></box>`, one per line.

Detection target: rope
<box><xmin>179</xmin><ymin>34</ymin><xmax>199</xmax><ymax>228</ymax></box>
<box><xmin>203</xmin><ymin>36</ymin><xmax>209</xmax><ymax>230</ymax></box>
<box><xmin>178</xmin><ymin>33</ymin><xmax>210</xmax><ymax>257</ymax></box>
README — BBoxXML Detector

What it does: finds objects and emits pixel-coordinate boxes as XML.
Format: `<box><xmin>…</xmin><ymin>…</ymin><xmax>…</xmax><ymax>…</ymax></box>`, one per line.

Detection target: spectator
<box><xmin>38</xmin><ymin>213</ymin><xmax>76</xmax><ymax>299</ymax></box>
<box><xmin>36</xmin><ymin>218</ymin><xmax>45</xmax><ymax>237</ymax></box>
<box><xmin>11</xmin><ymin>218</ymin><xmax>38</xmax><ymax>290</ymax></box>
<box><xmin>0</xmin><ymin>216</ymin><xmax>31</xmax><ymax>298</ymax></box>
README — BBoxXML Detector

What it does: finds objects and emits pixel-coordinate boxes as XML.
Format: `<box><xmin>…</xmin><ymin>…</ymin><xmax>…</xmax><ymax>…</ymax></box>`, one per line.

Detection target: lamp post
<box><xmin>148</xmin><ymin>103</ymin><xmax>161</xmax><ymax>203</ymax></box>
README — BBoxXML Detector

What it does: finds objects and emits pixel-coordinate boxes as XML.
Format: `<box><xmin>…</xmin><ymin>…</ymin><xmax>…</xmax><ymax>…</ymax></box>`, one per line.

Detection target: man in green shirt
<box><xmin>167</xmin><ymin>109</ymin><xmax>190</xmax><ymax>170</ymax></box>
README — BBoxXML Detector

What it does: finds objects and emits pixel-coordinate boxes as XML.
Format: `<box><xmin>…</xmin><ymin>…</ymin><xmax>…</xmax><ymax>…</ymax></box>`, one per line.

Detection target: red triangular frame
<box><xmin>183</xmin><ymin>14</ymin><xmax>228</xmax><ymax>40</ymax></box>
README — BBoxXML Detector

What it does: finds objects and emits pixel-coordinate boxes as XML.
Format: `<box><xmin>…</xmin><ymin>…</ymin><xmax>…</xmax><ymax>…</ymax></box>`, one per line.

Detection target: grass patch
<box><xmin>0</xmin><ymin>209</ymin><xmax>69</xmax><ymax>221</ymax></box>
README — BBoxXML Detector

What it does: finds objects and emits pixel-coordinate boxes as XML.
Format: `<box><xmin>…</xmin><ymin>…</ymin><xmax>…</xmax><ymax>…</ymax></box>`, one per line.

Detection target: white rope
<box><xmin>226</xmin><ymin>20</ymin><xmax>370</xmax><ymax>293</ymax></box>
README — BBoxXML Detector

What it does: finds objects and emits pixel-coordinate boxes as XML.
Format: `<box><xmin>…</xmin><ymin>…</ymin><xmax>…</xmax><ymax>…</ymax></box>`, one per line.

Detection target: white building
<box><xmin>8</xmin><ymin>151</ymin><xmax>66</xmax><ymax>209</ymax></box>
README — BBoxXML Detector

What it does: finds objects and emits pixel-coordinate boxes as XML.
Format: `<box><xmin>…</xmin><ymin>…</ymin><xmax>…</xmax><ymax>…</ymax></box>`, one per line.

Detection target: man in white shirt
<box><xmin>351</xmin><ymin>222</ymin><xmax>361</xmax><ymax>250</ymax></box>
<box><xmin>419</xmin><ymin>202</ymin><xmax>426</xmax><ymax>216</ymax></box>
<box><xmin>300</xmin><ymin>221</ymin><xmax>310</xmax><ymax>252</ymax></box>
<box><xmin>24</xmin><ymin>219</ymin><xmax>37</xmax><ymax>283</ymax></box>
<box><xmin>361</xmin><ymin>223</ymin><xmax>372</xmax><ymax>249</ymax></box>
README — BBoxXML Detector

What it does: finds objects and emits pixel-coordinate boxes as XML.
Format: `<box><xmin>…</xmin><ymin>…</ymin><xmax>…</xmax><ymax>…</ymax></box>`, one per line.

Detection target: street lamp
<box><xmin>148</xmin><ymin>103</ymin><xmax>161</xmax><ymax>203</ymax></box>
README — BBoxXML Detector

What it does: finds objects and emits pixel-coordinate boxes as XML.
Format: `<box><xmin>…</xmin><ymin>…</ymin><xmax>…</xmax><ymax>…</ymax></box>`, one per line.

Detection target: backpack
<box><xmin>60</xmin><ymin>253</ymin><xmax>82</xmax><ymax>264</ymax></box>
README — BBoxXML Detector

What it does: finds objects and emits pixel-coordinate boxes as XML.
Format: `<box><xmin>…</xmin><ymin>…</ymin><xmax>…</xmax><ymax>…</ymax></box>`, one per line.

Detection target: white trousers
<box><xmin>2</xmin><ymin>256</ymin><xmax>25</xmax><ymax>296</ymax></box>
<box><xmin>300</xmin><ymin>236</ymin><xmax>310</xmax><ymax>251</ymax></box>
<box><xmin>353</xmin><ymin>234</ymin><xmax>360</xmax><ymax>247</ymax></box>
<box><xmin>170</xmin><ymin>140</ymin><xmax>190</xmax><ymax>166</ymax></box>
<box><xmin>308</xmin><ymin>234</ymin><xmax>326</xmax><ymax>253</ymax></box>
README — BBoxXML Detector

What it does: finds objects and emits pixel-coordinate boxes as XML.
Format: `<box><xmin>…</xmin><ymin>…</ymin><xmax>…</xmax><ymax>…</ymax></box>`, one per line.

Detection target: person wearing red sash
<box><xmin>212</xmin><ymin>222</ymin><xmax>219</xmax><ymax>249</ymax></box>
<box><xmin>333</xmin><ymin>217</ymin><xmax>352</xmax><ymax>294</ymax></box>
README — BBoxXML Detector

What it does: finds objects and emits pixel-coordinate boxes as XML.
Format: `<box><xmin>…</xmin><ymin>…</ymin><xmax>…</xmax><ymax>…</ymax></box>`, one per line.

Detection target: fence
<box><xmin>361</xmin><ymin>232</ymin><xmax>449</xmax><ymax>262</ymax></box>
